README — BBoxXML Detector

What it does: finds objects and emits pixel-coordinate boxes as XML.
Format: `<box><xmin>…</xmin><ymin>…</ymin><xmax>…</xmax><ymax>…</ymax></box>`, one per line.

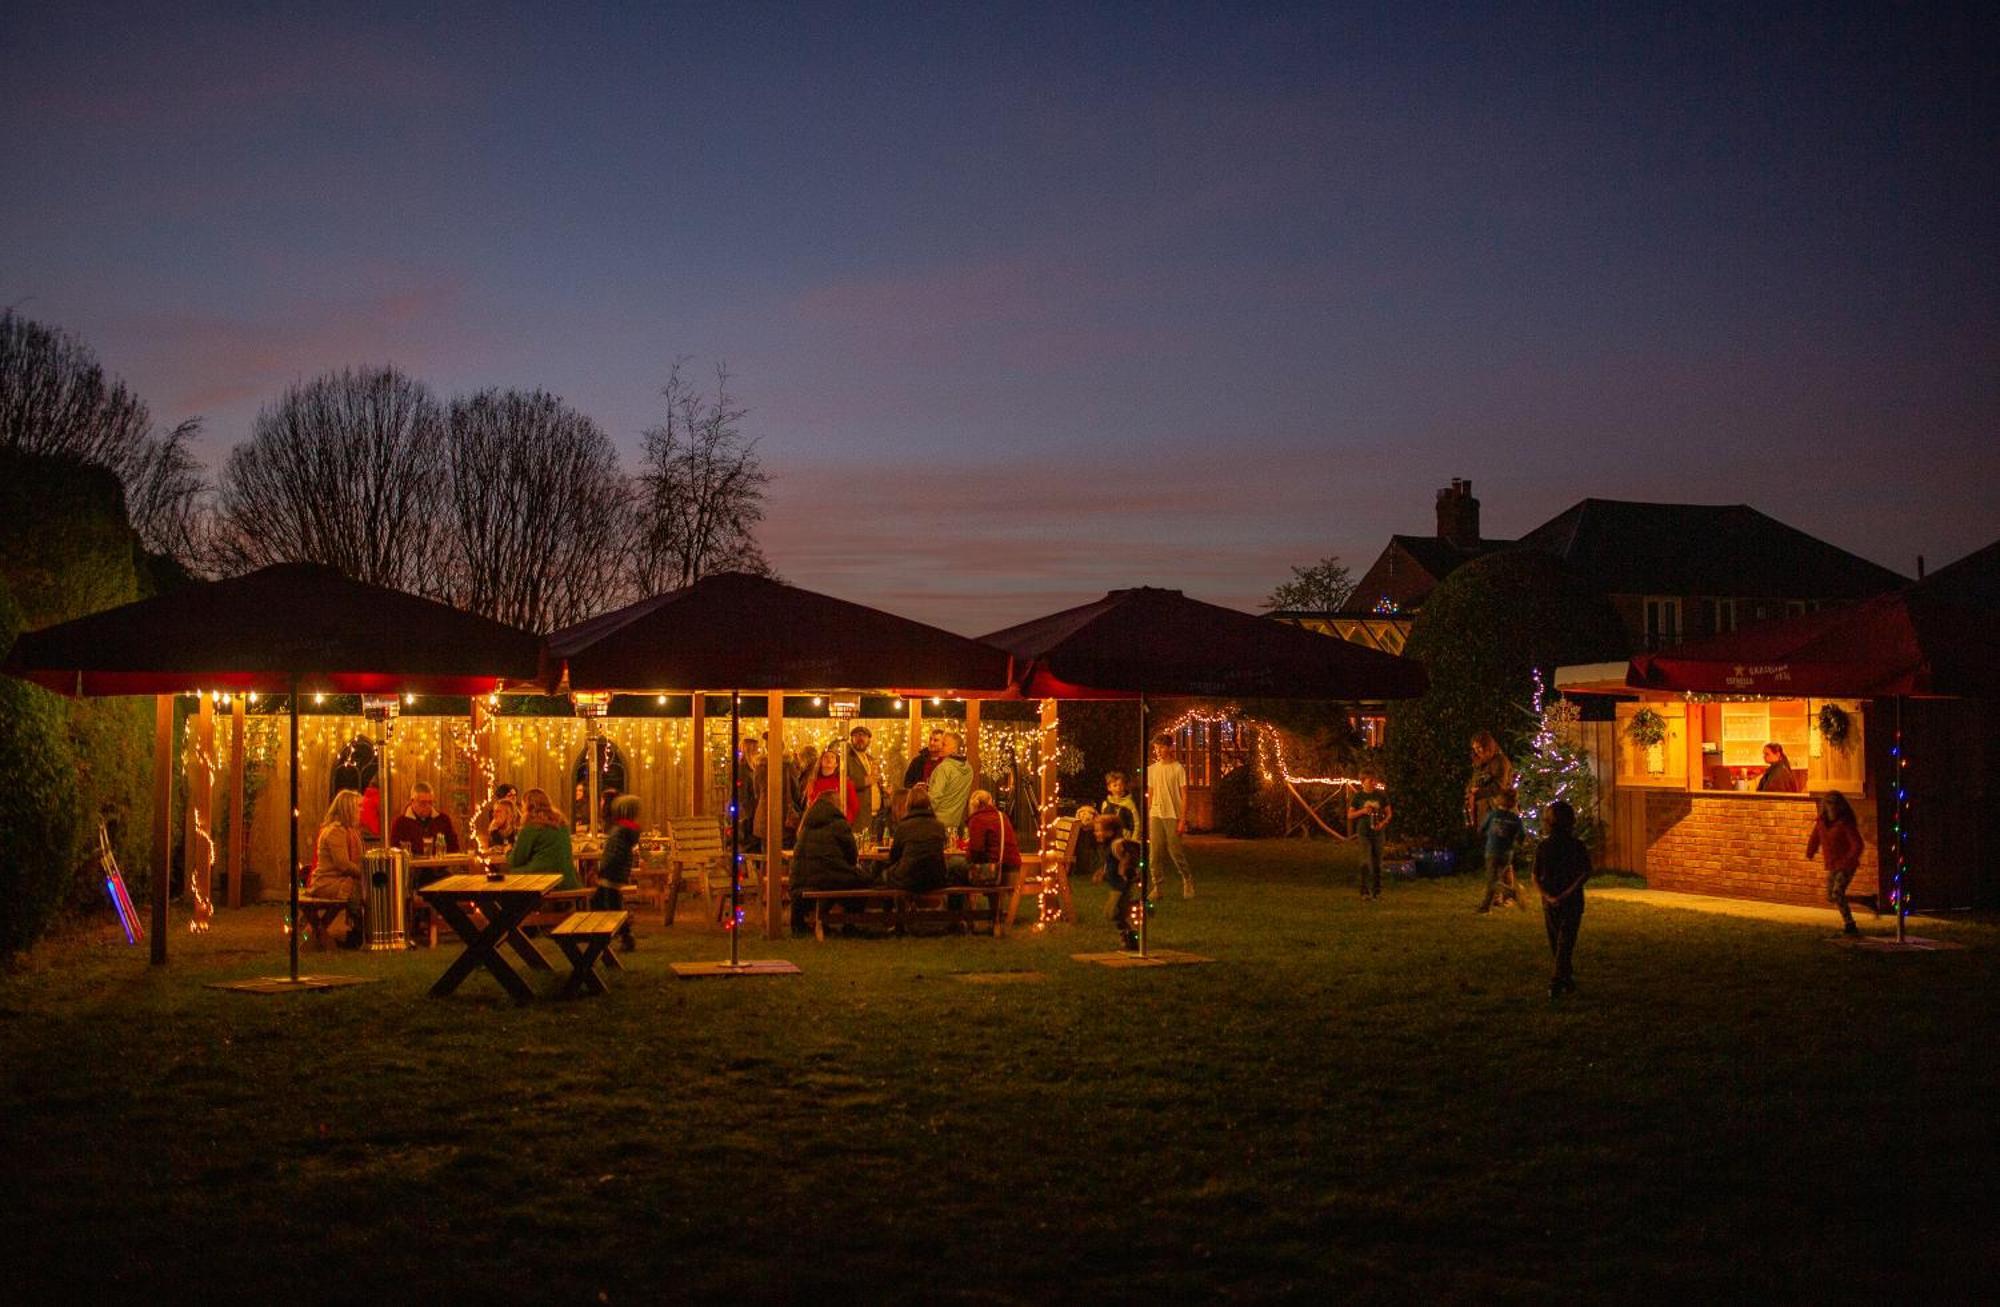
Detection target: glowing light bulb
<box><xmin>892</xmin><ymin>698</ymin><xmax>904</xmax><ymax>710</ymax></box>
<box><xmin>656</xmin><ymin>694</ymin><xmax>667</xmax><ymax>705</ymax></box>
<box><xmin>812</xmin><ymin>696</ymin><xmax>823</xmax><ymax>707</ymax></box>
<box><xmin>313</xmin><ymin>693</ymin><xmax>325</xmax><ymax>705</ymax></box>
<box><xmin>404</xmin><ymin>692</ymin><xmax>415</xmax><ymax>705</ymax></box>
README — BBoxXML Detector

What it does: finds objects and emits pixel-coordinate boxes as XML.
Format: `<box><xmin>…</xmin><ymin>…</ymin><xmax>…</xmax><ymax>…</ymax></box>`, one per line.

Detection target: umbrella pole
<box><xmin>1896</xmin><ymin>694</ymin><xmax>1907</xmax><ymax>945</ymax></box>
<box><xmin>1138</xmin><ymin>693</ymin><xmax>1150</xmax><ymax>958</ymax></box>
<box><xmin>289</xmin><ymin>680</ymin><xmax>301</xmax><ymax>984</ymax></box>
<box><xmin>730</xmin><ymin>691</ymin><xmax>742</xmax><ymax>968</ymax></box>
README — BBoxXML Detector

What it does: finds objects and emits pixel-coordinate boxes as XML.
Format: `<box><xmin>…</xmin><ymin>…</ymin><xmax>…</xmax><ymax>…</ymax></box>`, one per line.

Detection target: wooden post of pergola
<box><xmin>469</xmin><ymin>696</ymin><xmax>491</xmax><ymax>818</ymax></box>
<box><xmin>150</xmin><ymin>694</ymin><xmax>173</xmax><ymax>964</ymax></box>
<box><xmin>689</xmin><ymin>694</ymin><xmax>706</xmax><ymax>817</ymax></box>
<box><xmin>907</xmin><ymin>696</ymin><xmax>924</xmax><ymax>767</ymax></box>
<box><xmin>964</xmin><ymin>698</ymin><xmax>982</xmax><ymax>783</ymax></box>
<box><xmin>763</xmin><ymin>692</ymin><xmax>786</xmax><ymax>939</ymax></box>
<box><xmin>226</xmin><ymin>694</ymin><xmax>246</xmax><ymax>909</ymax></box>
<box><xmin>1037</xmin><ymin>698</ymin><xmax>1059</xmax><ymax>847</ymax></box>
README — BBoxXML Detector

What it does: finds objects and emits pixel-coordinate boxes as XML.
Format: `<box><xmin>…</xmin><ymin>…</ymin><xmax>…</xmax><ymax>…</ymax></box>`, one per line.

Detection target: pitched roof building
<box><xmin>1280</xmin><ymin>479</ymin><xmax>1907</xmax><ymax>655</ymax></box>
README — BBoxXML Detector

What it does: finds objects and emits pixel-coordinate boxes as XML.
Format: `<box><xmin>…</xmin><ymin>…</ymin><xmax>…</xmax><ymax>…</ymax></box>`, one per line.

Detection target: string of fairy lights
<box><xmin>171</xmin><ymin>689</ymin><xmax>1083</xmax><ymax>925</ymax></box>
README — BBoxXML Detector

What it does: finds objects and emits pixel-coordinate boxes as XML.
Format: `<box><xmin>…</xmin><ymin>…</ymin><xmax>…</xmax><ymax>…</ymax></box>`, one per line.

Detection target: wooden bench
<box><xmin>798</xmin><ymin>888</ymin><xmax>908</xmax><ymax>940</ymax></box>
<box><xmin>907</xmin><ymin>878</ymin><xmax>1015</xmax><ymax>937</ymax></box>
<box><xmin>296</xmin><ymin>895</ymin><xmax>354</xmax><ymax>950</ymax></box>
<box><xmin>548</xmin><ymin>910</ymin><xmax>629</xmax><ymax>998</ymax></box>
<box><xmin>522</xmin><ymin>886</ymin><xmax>593</xmax><ymax>934</ymax></box>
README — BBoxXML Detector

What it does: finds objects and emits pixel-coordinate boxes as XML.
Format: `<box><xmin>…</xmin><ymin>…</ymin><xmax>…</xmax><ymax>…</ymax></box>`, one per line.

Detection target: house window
<box><xmin>1786</xmin><ymin>600</ymin><xmax>1809</xmax><ymax>618</ymax></box>
<box><xmin>1703</xmin><ymin>598</ymin><xmax>1737</xmax><ymax>636</ymax></box>
<box><xmin>1644</xmin><ymin>597</ymin><xmax>1683</xmax><ymax>649</ymax></box>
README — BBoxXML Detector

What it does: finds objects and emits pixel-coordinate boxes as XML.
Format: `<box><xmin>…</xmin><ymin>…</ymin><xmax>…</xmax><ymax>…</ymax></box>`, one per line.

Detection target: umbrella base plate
<box><xmin>1829</xmin><ymin>934</ymin><xmax>1966</xmax><ymax>953</ymax></box>
<box><xmin>670</xmin><ymin>959</ymin><xmax>801</xmax><ymax>979</ymax></box>
<box><xmin>1072</xmin><ymin>949</ymin><xmax>1214</xmax><ymax>968</ymax></box>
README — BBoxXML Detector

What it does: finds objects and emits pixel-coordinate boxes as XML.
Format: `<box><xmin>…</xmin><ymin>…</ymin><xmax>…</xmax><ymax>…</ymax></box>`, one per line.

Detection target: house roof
<box><xmin>1335</xmin><ymin>534</ymin><xmax>1513</xmax><ymax>614</ymax></box>
<box><xmin>1920</xmin><ymin>538</ymin><xmax>2000</xmax><ymax>610</ymax></box>
<box><xmin>1516</xmin><ymin>499</ymin><xmax>1905</xmax><ymax>599</ymax></box>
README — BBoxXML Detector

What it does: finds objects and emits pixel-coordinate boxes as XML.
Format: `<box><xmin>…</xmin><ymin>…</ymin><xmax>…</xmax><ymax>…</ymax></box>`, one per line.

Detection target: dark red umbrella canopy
<box><xmin>545</xmin><ymin>571</ymin><xmax>1015</xmax><ymax>694</ymax></box>
<box><xmin>980</xmin><ymin>586</ymin><xmax>1429</xmax><ymax>700</ymax></box>
<box><xmin>2</xmin><ymin>562</ymin><xmax>541</xmax><ymax>697</ymax></box>
<box><xmin>1627</xmin><ymin>587</ymin><xmax>2000</xmax><ymax>698</ymax></box>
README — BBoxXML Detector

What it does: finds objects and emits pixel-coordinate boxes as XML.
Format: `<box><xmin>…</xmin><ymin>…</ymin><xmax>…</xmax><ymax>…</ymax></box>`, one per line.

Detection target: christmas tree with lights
<box><xmin>1513</xmin><ymin>671</ymin><xmax>1599</xmax><ymax>844</ymax></box>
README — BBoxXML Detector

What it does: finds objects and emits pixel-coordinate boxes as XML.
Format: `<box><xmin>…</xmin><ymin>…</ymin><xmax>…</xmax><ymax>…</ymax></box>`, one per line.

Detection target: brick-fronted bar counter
<box><xmin>1641</xmin><ymin>789</ymin><xmax>1879</xmax><ymax>907</ymax></box>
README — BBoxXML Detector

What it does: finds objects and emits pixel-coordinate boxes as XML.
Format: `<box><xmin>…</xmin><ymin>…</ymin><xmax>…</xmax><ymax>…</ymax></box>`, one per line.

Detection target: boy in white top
<box><xmin>1146</xmin><ymin>733</ymin><xmax>1194</xmax><ymax>899</ymax></box>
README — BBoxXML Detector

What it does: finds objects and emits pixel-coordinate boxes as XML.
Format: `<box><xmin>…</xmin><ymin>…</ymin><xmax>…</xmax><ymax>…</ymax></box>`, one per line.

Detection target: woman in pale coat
<box><xmin>309</xmin><ymin>789</ymin><xmax>367</xmax><ymax>948</ymax></box>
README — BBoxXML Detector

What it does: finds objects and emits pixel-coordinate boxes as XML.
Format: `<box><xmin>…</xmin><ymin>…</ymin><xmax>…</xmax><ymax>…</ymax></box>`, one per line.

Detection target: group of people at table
<box><xmin>305</xmin><ymin>778</ymin><xmax>641</xmax><ymax>950</ymax></box>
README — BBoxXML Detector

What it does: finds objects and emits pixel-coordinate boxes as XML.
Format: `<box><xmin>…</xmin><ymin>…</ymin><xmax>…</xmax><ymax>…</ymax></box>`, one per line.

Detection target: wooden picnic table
<box><xmin>417</xmin><ymin>873</ymin><xmax>562</xmax><ymax>1001</ymax></box>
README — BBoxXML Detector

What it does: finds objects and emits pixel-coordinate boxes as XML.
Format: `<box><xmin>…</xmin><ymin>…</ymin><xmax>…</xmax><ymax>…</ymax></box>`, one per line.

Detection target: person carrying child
<box><xmin>1346</xmin><ymin>776</ymin><xmax>1392</xmax><ymax>900</ymax></box>
<box><xmin>1532</xmin><ymin>800</ymin><xmax>1592</xmax><ymax>998</ymax></box>
<box><xmin>1089</xmin><ymin>812</ymin><xmax>1142</xmax><ymax>951</ymax></box>
<box><xmin>1475</xmin><ymin>788</ymin><xmax>1526</xmax><ymax>913</ymax></box>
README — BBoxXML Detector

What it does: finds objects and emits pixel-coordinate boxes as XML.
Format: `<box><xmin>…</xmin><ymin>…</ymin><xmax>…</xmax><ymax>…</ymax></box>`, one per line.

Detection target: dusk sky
<box><xmin>5</xmin><ymin>1</ymin><xmax>1995</xmax><ymax>631</ymax></box>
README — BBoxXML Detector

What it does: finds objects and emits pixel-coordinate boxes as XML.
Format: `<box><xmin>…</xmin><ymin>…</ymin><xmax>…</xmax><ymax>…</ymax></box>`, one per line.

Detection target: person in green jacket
<box><xmin>509</xmin><ymin>787</ymin><xmax>579</xmax><ymax>889</ymax></box>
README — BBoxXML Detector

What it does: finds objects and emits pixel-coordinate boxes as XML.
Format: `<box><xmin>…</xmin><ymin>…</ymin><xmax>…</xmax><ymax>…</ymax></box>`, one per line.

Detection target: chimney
<box><xmin>1435</xmin><ymin>478</ymin><xmax>1481</xmax><ymax>549</ymax></box>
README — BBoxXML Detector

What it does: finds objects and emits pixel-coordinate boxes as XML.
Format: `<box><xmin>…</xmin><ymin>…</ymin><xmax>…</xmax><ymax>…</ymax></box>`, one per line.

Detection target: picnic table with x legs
<box><xmin>417</xmin><ymin>873</ymin><xmax>562</xmax><ymax>1001</ymax></box>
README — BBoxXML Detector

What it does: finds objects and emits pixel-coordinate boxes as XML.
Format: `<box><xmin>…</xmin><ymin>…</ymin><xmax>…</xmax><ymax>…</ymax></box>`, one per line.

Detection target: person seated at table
<box><xmin>791</xmin><ymin>792</ymin><xmax>875</xmax><ymax>932</ymax></box>
<box><xmin>308</xmin><ymin>789</ymin><xmax>368</xmax><ymax>949</ymax></box>
<box><xmin>483</xmin><ymin>797</ymin><xmax>520</xmax><ymax>854</ymax></box>
<box><xmin>390</xmin><ymin>781</ymin><xmax>461</xmax><ymax>858</ymax></box>
<box><xmin>509</xmin><ymin>787</ymin><xmax>580</xmax><ymax>889</ymax></box>
<box><xmin>964</xmin><ymin>789</ymin><xmax>1021</xmax><ymax>884</ymax></box>
<box><xmin>926</xmin><ymin>731</ymin><xmax>973</xmax><ymax>832</ymax></box>
<box><xmin>884</xmin><ymin>785</ymin><xmax>950</xmax><ymax>894</ymax></box>
<box><xmin>1757</xmin><ymin>743</ymin><xmax>1798</xmax><ymax>793</ymax></box>
<box><xmin>593</xmin><ymin>794</ymin><xmax>642</xmax><ymax>950</ymax></box>
<box><xmin>472</xmin><ymin>783</ymin><xmax>517</xmax><ymax>849</ymax></box>
<box><xmin>803</xmin><ymin>746</ymin><xmax>860</xmax><ymax>823</ymax></box>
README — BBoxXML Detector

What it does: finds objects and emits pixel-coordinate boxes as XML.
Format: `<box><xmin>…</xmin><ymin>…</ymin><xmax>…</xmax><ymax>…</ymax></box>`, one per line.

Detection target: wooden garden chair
<box><xmin>1006</xmin><ymin>816</ymin><xmax>1077</xmax><ymax>931</ymax></box>
<box><xmin>663</xmin><ymin>816</ymin><xmax>730</xmax><ymax>925</ymax></box>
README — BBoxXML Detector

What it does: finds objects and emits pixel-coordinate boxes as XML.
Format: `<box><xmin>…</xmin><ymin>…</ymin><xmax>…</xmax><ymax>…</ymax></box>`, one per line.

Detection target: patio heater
<box><xmin>573</xmin><ymin>691</ymin><xmax>612</xmax><ymax>837</ymax></box>
<box><xmin>360</xmin><ymin>695</ymin><xmax>408</xmax><ymax>951</ymax></box>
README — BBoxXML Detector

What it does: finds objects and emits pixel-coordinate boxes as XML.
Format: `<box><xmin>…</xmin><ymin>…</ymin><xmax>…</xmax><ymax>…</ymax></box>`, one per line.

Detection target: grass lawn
<box><xmin>3</xmin><ymin>839</ymin><xmax>1995</xmax><ymax>1304</ymax></box>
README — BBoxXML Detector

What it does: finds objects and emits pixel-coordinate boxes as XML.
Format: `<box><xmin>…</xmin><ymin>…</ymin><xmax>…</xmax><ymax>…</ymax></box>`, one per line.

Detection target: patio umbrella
<box><xmin>982</xmin><ymin>587</ymin><xmax>1429</xmax><ymax>955</ymax></box>
<box><xmin>1626</xmin><ymin>560</ymin><xmax>2000</xmax><ymax>939</ymax></box>
<box><xmin>3</xmin><ymin>562</ymin><xmax>541</xmax><ymax>980</ymax></box>
<box><xmin>1627</xmin><ymin>589</ymin><xmax>2000</xmax><ymax>699</ymax></box>
<box><xmin>545</xmin><ymin>571</ymin><xmax>1015</xmax><ymax>967</ymax></box>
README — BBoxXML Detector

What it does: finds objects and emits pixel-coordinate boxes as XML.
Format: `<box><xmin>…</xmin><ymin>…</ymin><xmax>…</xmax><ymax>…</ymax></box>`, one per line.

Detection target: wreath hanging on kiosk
<box><xmin>1626</xmin><ymin>707</ymin><xmax>1668</xmax><ymax>748</ymax></box>
<box><xmin>1817</xmin><ymin>703</ymin><xmax>1853</xmax><ymax>751</ymax></box>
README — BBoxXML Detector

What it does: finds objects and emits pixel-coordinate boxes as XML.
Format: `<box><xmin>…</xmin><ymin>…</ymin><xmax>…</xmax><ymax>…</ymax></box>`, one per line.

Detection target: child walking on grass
<box><xmin>1532</xmin><ymin>800</ymin><xmax>1592</xmax><ymax>998</ymax></box>
<box><xmin>1346</xmin><ymin>777</ymin><xmax>1391</xmax><ymax>900</ymax></box>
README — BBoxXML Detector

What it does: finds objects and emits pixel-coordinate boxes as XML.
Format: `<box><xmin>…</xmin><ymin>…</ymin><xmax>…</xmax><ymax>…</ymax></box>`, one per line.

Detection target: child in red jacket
<box><xmin>1806</xmin><ymin>792</ymin><xmax>1866</xmax><ymax>936</ymax></box>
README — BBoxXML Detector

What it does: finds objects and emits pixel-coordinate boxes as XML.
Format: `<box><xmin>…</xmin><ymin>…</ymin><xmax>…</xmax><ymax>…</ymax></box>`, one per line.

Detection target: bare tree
<box><xmin>441</xmin><ymin>388</ymin><xmax>629</xmax><ymax>632</ymax></box>
<box><xmin>210</xmin><ymin>366</ymin><xmax>446</xmax><ymax>593</ymax></box>
<box><xmin>0</xmin><ymin>309</ymin><xmax>207</xmax><ymax>559</ymax></box>
<box><xmin>628</xmin><ymin>361</ymin><xmax>773</xmax><ymax>595</ymax></box>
